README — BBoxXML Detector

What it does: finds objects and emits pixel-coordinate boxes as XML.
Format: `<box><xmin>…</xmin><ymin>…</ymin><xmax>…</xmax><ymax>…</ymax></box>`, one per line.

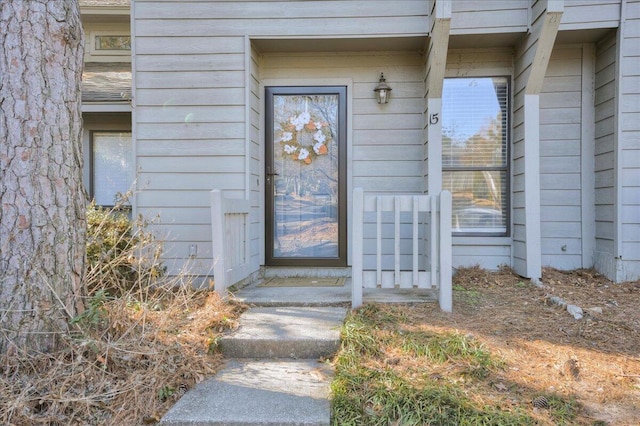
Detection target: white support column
<box><xmin>352</xmin><ymin>188</ymin><xmax>364</xmax><ymax>308</ymax></box>
<box><xmin>211</xmin><ymin>189</ymin><xmax>227</xmax><ymax>294</ymax></box>
<box><xmin>523</xmin><ymin>95</ymin><xmax>542</xmax><ymax>281</ymax></box>
<box><xmin>439</xmin><ymin>190</ymin><xmax>452</xmax><ymax>312</ymax></box>
<box><xmin>427</xmin><ymin>98</ymin><xmax>443</xmax><ymax>195</ymax></box>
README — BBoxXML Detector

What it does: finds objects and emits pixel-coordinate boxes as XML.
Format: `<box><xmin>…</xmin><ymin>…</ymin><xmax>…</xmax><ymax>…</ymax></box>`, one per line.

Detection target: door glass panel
<box><xmin>271</xmin><ymin>94</ymin><xmax>339</xmax><ymax>258</ymax></box>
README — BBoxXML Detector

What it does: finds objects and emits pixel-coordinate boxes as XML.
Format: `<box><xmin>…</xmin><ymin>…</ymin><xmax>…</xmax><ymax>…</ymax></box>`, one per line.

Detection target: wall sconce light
<box><xmin>373</xmin><ymin>73</ymin><xmax>392</xmax><ymax>104</ymax></box>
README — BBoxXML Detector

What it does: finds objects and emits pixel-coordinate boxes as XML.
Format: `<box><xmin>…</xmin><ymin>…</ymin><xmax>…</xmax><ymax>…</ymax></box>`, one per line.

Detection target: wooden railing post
<box><xmin>439</xmin><ymin>190</ymin><xmax>453</xmax><ymax>312</ymax></box>
<box><xmin>211</xmin><ymin>189</ymin><xmax>227</xmax><ymax>294</ymax></box>
<box><xmin>352</xmin><ymin>188</ymin><xmax>364</xmax><ymax>308</ymax></box>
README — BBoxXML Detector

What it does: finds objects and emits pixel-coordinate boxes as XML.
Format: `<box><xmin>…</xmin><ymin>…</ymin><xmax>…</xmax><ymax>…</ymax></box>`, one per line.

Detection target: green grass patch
<box><xmin>332</xmin><ymin>304</ymin><xmax>540</xmax><ymax>425</ymax></box>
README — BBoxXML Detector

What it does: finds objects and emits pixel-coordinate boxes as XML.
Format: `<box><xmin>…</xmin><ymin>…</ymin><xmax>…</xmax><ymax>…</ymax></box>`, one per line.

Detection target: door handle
<box><xmin>266</xmin><ymin>167</ymin><xmax>279</xmax><ymax>177</ymax></box>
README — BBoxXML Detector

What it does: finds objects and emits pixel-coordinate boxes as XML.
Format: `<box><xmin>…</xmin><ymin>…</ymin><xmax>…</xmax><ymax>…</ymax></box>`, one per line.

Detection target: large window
<box><xmin>91</xmin><ymin>132</ymin><xmax>133</xmax><ymax>207</ymax></box>
<box><xmin>442</xmin><ymin>77</ymin><xmax>509</xmax><ymax>235</ymax></box>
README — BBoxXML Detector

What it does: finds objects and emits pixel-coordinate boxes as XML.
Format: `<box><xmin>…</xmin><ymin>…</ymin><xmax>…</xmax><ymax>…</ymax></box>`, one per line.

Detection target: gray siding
<box><xmin>620</xmin><ymin>0</ymin><xmax>640</xmax><ymax>278</ymax></box>
<box><xmin>134</xmin><ymin>31</ymin><xmax>246</xmax><ymax>275</ymax></box>
<box><xmin>450</xmin><ymin>1</ymin><xmax>528</xmax><ymax>35</ymax></box>
<box><xmin>561</xmin><ymin>0</ymin><xmax>621</xmax><ymax>30</ymax></box>
<box><xmin>132</xmin><ymin>0</ymin><xmax>429</xmax><ymax>275</ymax></box>
<box><xmin>260</xmin><ymin>51</ymin><xmax>425</xmax><ymax>194</ymax></box>
<box><xmin>594</xmin><ymin>30</ymin><xmax>617</xmax><ymax>278</ymax></box>
<box><xmin>134</xmin><ymin>1</ymin><xmax>429</xmax><ymax>37</ymax></box>
<box><xmin>539</xmin><ymin>46</ymin><xmax>584</xmax><ymax>269</ymax></box>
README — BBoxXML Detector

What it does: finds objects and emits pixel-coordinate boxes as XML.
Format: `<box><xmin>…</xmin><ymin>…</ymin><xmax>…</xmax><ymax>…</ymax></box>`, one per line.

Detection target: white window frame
<box><xmin>89</xmin><ymin>31</ymin><xmax>131</xmax><ymax>56</ymax></box>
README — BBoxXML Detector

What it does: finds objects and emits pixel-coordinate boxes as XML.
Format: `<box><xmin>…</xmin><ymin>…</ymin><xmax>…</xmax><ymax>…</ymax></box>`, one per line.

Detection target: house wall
<box><xmin>450</xmin><ymin>1</ymin><xmax>528</xmax><ymax>34</ymax></box>
<box><xmin>132</xmin><ymin>0</ymin><xmax>429</xmax><ymax>276</ymax></box>
<box><xmin>445</xmin><ymin>48</ymin><xmax>514</xmax><ymax>270</ymax></box>
<box><xmin>594</xmin><ymin>30</ymin><xmax>618</xmax><ymax>279</ymax></box>
<box><xmin>539</xmin><ymin>45</ymin><xmax>585</xmax><ymax>270</ymax></box>
<box><xmin>619</xmin><ymin>0</ymin><xmax>640</xmax><ymax>280</ymax></box>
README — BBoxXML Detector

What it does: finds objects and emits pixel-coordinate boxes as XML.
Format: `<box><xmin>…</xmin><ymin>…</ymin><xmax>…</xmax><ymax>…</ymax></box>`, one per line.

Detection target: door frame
<box><xmin>264</xmin><ymin>85</ymin><xmax>348</xmax><ymax>267</ymax></box>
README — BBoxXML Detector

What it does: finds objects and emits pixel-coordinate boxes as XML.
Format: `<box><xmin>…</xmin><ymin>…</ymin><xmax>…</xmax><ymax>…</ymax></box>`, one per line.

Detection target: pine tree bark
<box><xmin>0</xmin><ymin>0</ymin><xmax>85</xmax><ymax>354</ymax></box>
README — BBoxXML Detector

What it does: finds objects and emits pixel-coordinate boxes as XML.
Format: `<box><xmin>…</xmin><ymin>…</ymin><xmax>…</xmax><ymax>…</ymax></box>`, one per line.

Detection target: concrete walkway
<box><xmin>160</xmin><ymin>304</ymin><xmax>347</xmax><ymax>425</ymax></box>
<box><xmin>160</xmin><ymin>279</ymin><xmax>436</xmax><ymax>425</ymax></box>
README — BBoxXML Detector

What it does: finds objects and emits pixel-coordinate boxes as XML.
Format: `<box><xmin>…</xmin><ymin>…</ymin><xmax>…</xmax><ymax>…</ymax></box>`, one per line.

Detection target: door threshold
<box><xmin>261</xmin><ymin>266</ymin><xmax>351</xmax><ymax>279</ymax></box>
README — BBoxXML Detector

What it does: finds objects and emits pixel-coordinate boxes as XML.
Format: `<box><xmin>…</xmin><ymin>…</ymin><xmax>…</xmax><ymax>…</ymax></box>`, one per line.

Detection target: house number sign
<box><xmin>429</xmin><ymin>113</ymin><xmax>439</xmax><ymax>125</ymax></box>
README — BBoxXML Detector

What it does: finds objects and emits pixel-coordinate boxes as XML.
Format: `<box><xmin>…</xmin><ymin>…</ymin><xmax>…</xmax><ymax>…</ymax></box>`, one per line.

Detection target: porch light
<box><xmin>373</xmin><ymin>73</ymin><xmax>392</xmax><ymax>104</ymax></box>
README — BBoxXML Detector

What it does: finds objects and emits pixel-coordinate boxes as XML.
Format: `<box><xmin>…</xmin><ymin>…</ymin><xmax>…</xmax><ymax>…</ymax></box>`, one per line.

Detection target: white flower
<box><xmin>313</xmin><ymin>142</ymin><xmax>324</xmax><ymax>154</ymax></box>
<box><xmin>291</xmin><ymin>111</ymin><xmax>311</xmax><ymax>131</ymax></box>
<box><xmin>314</xmin><ymin>121</ymin><xmax>322</xmax><ymax>130</ymax></box>
<box><xmin>298</xmin><ymin>148</ymin><xmax>309</xmax><ymax>160</ymax></box>
<box><xmin>280</xmin><ymin>132</ymin><xmax>293</xmax><ymax>142</ymax></box>
<box><xmin>284</xmin><ymin>144</ymin><xmax>297</xmax><ymax>154</ymax></box>
<box><xmin>313</xmin><ymin>130</ymin><xmax>326</xmax><ymax>143</ymax></box>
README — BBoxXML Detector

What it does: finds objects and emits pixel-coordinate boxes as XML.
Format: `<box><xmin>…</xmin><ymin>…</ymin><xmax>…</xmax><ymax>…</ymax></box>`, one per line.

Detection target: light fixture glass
<box><xmin>373</xmin><ymin>73</ymin><xmax>392</xmax><ymax>104</ymax></box>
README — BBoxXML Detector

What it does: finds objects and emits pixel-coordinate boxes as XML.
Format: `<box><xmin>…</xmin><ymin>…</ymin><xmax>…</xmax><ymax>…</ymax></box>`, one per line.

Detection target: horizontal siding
<box><xmin>594</xmin><ymin>30</ymin><xmax>618</xmax><ymax>277</ymax></box>
<box><xmin>261</xmin><ymin>51</ymin><xmax>425</xmax><ymax>195</ymax></box>
<box><xmin>560</xmin><ymin>0</ymin><xmax>621</xmax><ymax>31</ymax></box>
<box><xmin>450</xmin><ymin>0</ymin><xmax>528</xmax><ymax>35</ymax></box>
<box><xmin>621</xmin><ymin>0</ymin><xmax>640</xmax><ymax>262</ymax></box>
<box><xmin>134</xmin><ymin>1</ymin><xmax>429</xmax><ymax>37</ymax></box>
<box><xmin>452</xmin><ymin>240</ymin><xmax>511</xmax><ymax>270</ymax></box>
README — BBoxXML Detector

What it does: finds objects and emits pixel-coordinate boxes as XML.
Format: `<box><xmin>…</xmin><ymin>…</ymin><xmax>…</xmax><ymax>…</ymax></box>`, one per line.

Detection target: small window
<box><xmin>90</xmin><ymin>32</ymin><xmax>131</xmax><ymax>56</ymax></box>
<box><xmin>91</xmin><ymin>132</ymin><xmax>133</xmax><ymax>207</ymax></box>
<box><xmin>442</xmin><ymin>77</ymin><xmax>509</xmax><ymax>236</ymax></box>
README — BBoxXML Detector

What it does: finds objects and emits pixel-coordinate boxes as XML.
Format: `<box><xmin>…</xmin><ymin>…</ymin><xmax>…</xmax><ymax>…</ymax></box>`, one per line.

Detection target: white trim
<box><xmin>523</xmin><ymin>94</ymin><xmax>542</xmax><ymax>280</ymax></box>
<box><xmin>453</xmin><ymin>236</ymin><xmax>512</xmax><ymax>246</ymax></box>
<box><xmin>581</xmin><ymin>43</ymin><xmax>596</xmax><ymax>268</ymax></box>
<box><xmin>82</xmin><ymin>103</ymin><xmax>132</xmax><ymax>113</ymax></box>
<box><xmin>129</xmin><ymin>3</ymin><xmax>137</xmax><ymax>220</ymax></box>
<box><xmin>244</xmin><ymin>35</ymin><xmax>252</xmax><ymax>201</ymax></box>
<box><xmin>427</xmin><ymin>98</ymin><xmax>442</xmax><ymax>195</ymax></box>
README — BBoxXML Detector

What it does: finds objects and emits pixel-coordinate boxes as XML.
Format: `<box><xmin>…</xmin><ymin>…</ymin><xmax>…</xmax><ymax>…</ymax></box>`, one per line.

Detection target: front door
<box><xmin>265</xmin><ymin>86</ymin><xmax>347</xmax><ymax>266</ymax></box>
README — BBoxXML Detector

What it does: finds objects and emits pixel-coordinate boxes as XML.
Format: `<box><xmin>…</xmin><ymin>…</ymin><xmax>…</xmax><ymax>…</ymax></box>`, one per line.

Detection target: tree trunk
<box><xmin>0</xmin><ymin>1</ymin><xmax>85</xmax><ymax>354</ymax></box>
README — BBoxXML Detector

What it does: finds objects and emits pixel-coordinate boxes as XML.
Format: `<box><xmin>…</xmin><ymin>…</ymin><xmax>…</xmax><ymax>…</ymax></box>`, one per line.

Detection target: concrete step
<box><xmin>219</xmin><ymin>307</ymin><xmax>347</xmax><ymax>359</ymax></box>
<box><xmin>159</xmin><ymin>359</ymin><xmax>333</xmax><ymax>426</ymax></box>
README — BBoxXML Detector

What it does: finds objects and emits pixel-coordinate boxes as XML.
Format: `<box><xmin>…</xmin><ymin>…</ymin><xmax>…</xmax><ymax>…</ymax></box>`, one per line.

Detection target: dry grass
<box><xmin>337</xmin><ymin>266</ymin><xmax>640</xmax><ymax>425</ymax></box>
<box><xmin>0</xmin><ymin>206</ymin><xmax>244</xmax><ymax>425</ymax></box>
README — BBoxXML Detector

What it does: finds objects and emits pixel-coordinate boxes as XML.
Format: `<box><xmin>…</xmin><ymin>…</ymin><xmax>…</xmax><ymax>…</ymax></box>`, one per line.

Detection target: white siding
<box><xmin>445</xmin><ymin>48</ymin><xmax>514</xmax><ymax>270</ymax></box>
<box><xmin>594</xmin><ymin>30</ymin><xmax>618</xmax><ymax>279</ymax></box>
<box><xmin>540</xmin><ymin>46</ymin><xmax>584</xmax><ymax>270</ymax></box>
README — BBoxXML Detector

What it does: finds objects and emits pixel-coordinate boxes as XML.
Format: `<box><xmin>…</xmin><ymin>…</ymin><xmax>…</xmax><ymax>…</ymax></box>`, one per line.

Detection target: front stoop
<box><xmin>219</xmin><ymin>307</ymin><xmax>346</xmax><ymax>359</ymax></box>
<box><xmin>160</xmin><ymin>307</ymin><xmax>347</xmax><ymax>426</ymax></box>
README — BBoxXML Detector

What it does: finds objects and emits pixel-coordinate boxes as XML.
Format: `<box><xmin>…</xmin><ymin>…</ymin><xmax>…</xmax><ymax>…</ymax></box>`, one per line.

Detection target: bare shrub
<box><xmin>1</xmin><ymin>203</ymin><xmax>243</xmax><ymax>425</ymax></box>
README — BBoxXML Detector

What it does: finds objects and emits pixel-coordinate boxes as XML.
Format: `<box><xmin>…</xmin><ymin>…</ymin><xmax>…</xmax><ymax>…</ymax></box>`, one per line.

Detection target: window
<box><xmin>91</xmin><ymin>132</ymin><xmax>133</xmax><ymax>207</ymax></box>
<box><xmin>90</xmin><ymin>32</ymin><xmax>131</xmax><ymax>56</ymax></box>
<box><xmin>442</xmin><ymin>77</ymin><xmax>509</xmax><ymax>235</ymax></box>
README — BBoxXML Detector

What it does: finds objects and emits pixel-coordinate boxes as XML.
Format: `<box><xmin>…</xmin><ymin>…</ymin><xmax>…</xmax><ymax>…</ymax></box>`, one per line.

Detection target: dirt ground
<box><xmin>407</xmin><ymin>266</ymin><xmax>640</xmax><ymax>425</ymax></box>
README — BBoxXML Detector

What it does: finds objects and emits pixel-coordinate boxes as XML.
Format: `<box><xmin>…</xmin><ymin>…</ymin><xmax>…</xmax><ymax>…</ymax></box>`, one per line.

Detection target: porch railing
<box><xmin>352</xmin><ymin>188</ymin><xmax>452</xmax><ymax>312</ymax></box>
<box><xmin>211</xmin><ymin>189</ymin><xmax>251</xmax><ymax>293</ymax></box>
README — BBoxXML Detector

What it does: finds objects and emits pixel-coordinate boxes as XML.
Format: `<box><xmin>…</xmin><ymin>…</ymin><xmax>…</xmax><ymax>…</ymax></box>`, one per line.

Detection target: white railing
<box><xmin>352</xmin><ymin>188</ymin><xmax>452</xmax><ymax>311</ymax></box>
<box><xmin>211</xmin><ymin>189</ymin><xmax>251</xmax><ymax>294</ymax></box>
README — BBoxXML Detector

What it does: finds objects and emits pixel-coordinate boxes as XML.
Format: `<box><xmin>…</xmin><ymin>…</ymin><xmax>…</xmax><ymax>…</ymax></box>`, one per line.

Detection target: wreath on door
<box><xmin>277</xmin><ymin>111</ymin><xmax>332</xmax><ymax>165</ymax></box>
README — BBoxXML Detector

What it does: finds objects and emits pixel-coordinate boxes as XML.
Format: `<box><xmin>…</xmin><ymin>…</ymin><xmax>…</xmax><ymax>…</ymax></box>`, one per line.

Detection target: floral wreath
<box><xmin>277</xmin><ymin>111</ymin><xmax>332</xmax><ymax>164</ymax></box>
